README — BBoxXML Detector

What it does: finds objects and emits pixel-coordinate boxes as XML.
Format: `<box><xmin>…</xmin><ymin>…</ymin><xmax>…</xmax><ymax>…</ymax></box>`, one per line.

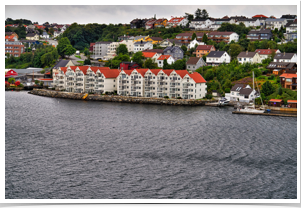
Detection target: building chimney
<box><xmin>246</xmin><ymin>50</ymin><xmax>248</xmax><ymax>55</ymax></box>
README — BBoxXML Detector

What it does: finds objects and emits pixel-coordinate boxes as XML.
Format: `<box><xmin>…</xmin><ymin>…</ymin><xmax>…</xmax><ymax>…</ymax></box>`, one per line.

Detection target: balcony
<box><xmin>132</xmin><ymin>81</ymin><xmax>140</xmax><ymax>85</ymax></box>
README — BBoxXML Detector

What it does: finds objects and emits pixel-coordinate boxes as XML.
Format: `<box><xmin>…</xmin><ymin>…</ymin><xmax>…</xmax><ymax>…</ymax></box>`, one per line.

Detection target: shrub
<box><xmin>176</xmin><ymin>97</ymin><xmax>182</xmax><ymax>99</ymax></box>
<box><xmin>164</xmin><ymin>96</ymin><xmax>169</xmax><ymax>98</ymax></box>
<box><xmin>205</xmin><ymin>94</ymin><xmax>213</xmax><ymax>99</ymax></box>
<box><xmin>225</xmin><ymin>88</ymin><xmax>230</xmax><ymax>93</ymax></box>
<box><xmin>88</xmin><ymin>92</ymin><xmax>94</xmax><ymax>94</ymax></box>
<box><xmin>19</xmin><ymin>83</ymin><xmax>24</xmax><ymax>88</ymax></box>
<box><xmin>8</xmin><ymin>77</ymin><xmax>15</xmax><ymax>83</ymax></box>
<box><xmin>268</xmin><ymin>74</ymin><xmax>275</xmax><ymax>80</ymax></box>
<box><xmin>258</xmin><ymin>75</ymin><xmax>266</xmax><ymax>80</ymax></box>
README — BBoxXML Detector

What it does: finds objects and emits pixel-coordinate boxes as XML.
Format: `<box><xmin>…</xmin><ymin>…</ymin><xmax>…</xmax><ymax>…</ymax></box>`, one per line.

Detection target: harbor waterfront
<box><xmin>5</xmin><ymin>91</ymin><xmax>297</xmax><ymax>199</ymax></box>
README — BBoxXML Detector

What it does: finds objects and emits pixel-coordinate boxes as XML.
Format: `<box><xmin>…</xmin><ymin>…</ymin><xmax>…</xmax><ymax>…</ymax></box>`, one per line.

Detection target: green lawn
<box><xmin>75</xmin><ymin>55</ymin><xmax>81</xmax><ymax>59</ymax></box>
<box><xmin>77</xmin><ymin>61</ymin><xmax>84</xmax><ymax>64</ymax></box>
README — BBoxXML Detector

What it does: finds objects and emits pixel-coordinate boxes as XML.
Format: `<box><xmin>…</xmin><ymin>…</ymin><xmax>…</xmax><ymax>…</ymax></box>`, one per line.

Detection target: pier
<box><xmin>232</xmin><ymin>111</ymin><xmax>297</xmax><ymax>117</ymax></box>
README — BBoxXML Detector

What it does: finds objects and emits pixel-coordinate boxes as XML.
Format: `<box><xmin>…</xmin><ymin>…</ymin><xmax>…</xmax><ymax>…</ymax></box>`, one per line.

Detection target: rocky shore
<box><xmin>28</xmin><ymin>89</ymin><xmax>215</xmax><ymax>106</ymax></box>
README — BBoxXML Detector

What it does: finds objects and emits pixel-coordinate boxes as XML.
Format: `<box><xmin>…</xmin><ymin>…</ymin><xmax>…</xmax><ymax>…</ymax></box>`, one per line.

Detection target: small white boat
<box><xmin>219</xmin><ymin>97</ymin><xmax>230</xmax><ymax>105</ymax></box>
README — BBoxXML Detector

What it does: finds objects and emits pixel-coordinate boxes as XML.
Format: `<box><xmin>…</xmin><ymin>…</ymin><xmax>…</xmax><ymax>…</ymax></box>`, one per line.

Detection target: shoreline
<box><xmin>28</xmin><ymin>89</ymin><xmax>217</xmax><ymax>106</ymax></box>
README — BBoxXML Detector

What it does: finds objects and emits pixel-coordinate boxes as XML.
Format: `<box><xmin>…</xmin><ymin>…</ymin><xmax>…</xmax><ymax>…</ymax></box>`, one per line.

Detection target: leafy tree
<box><xmin>205</xmin><ymin>69</ymin><xmax>215</xmax><ymax>81</ymax></box>
<box><xmin>57</xmin><ymin>37</ymin><xmax>74</xmax><ymax>58</ymax></box>
<box><xmin>228</xmin><ymin>44</ymin><xmax>243</xmax><ymax>60</ymax></box>
<box><xmin>8</xmin><ymin>78</ymin><xmax>15</xmax><ymax>83</ymax></box>
<box><xmin>278</xmin><ymin>86</ymin><xmax>283</xmax><ymax>95</ymax></box>
<box><xmin>191</xmin><ymin>32</ymin><xmax>197</xmax><ymax>40</ymax></box>
<box><xmin>63</xmin><ymin>45</ymin><xmax>76</xmax><ymax>58</ymax></box>
<box><xmin>238</xmin><ymin>38</ymin><xmax>250</xmax><ymax>51</ymax></box>
<box><xmin>41</xmin><ymin>52</ymin><xmax>53</xmax><ymax>66</ymax></box>
<box><xmin>181</xmin><ymin>45</ymin><xmax>187</xmax><ymax>54</ymax></box>
<box><xmin>253</xmin><ymin>68</ymin><xmax>262</xmax><ymax>77</ymax></box>
<box><xmin>163</xmin><ymin>59</ymin><xmax>172</xmax><ymax>69</ymax></box>
<box><xmin>247</xmin><ymin>41</ymin><xmax>256</xmax><ymax>52</ymax></box>
<box><xmin>261</xmin><ymin>81</ymin><xmax>274</xmax><ymax>96</ymax></box>
<box><xmin>144</xmin><ymin>58</ymin><xmax>157</xmax><ymax>69</ymax></box>
<box><xmin>222</xmin><ymin>79</ymin><xmax>233</xmax><ymax>90</ymax></box>
<box><xmin>116</xmin><ymin>44</ymin><xmax>128</xmax><ymax>55</ymax></box>
<box><xmin>131</xmin><ymin>51</ymin><xmax>144</xmax><ymax>67</ymax></box>
<box><xmin>49</xmin><ymin>28</ymin><xmax>54</xmax><ymax>35</ymax></box>
<box><xmin>84</xmin><ymin>59</ymin><xmax>91</xmax><ymax>65</ymax></box>
<box><xmin>195</xmin><ymin>8</ymin><xmax>202</xmax><ymax>19</ymax></box>
<box><xmin>172</xmin><ymin>59</ymin><xmax>186</xmax><ymax>70</ymax></box>
<box><xmin>83</xmin><ymin>48</ymin><xmax>90</xmax><ymax>56</ymax></box>
<box><xmin>201</xmin><ymin>9</ymin><xmax>209</xmax><ymax>19</ymax></box>
<box><xmin>184</xmin><ymin>13</ymin><xmax>194</xmax><ymax>22</ymax></box>
<box><xmin>202</xmin><ymin>33</ymin><xmax>208</xmax><ymax>44</ymax></box>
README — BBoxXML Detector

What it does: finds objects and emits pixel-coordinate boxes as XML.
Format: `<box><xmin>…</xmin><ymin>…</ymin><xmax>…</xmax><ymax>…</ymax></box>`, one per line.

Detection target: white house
<box><xmin>235</xmin><ymin>18</ymin><xmax>261</xmax><ymax>27</ymax></box>
<box><xmin>206</xmin><ymin>51</ymin><xmax>231</xmax><ymax>66</ymax></box>
<box><xmin>189</xmin><ymin>19</ymin><xmax>213</xmax><ymax>29</ymax></box>
<box><xmin>237</xmin><ymin>51</ymin><xmax>261</xmax><ymax>64</ymax></box>
<box><xmin>207</xmin><ymin>31</ymin><xmax>239</xmax><ymax>43</ymax></box>
<box><xmin>53</xmin><ymin>31</ymin><xmax>62</xmax><ymax>38</ymax></box>
<box><xmin>188</xmin><ymin>39</ymin><xmax>205</xmax><ymax>49</ymax></box>
<box><xmin>134</xmin><ymin>41</ymin><xmax>153</xmax><ymax>53</ymax></box>
<box><xmin>265</xmin><ymin>18</ymin><xmax>287</xmax><ymax>30</ymax></box>
<box><xmin>156</xmin><ymin>55</ymin><xmax>175</xmax><ymax>68</ymax></box>
<box><xmin>255</xmin><ymin>49</ymin><xmax>281</xmax><ymax>61</ymax></box>
<box><xmin>285</xmin><ymin>21</ymin><xmax>297</xmax><ymax>33</ymax></box>
<box><xmin>225</xmin><ymin>84</ymin><xmax>256</xmax><ymax>103</ymax></box>
<box><xmin>273</xmin><ymin>53</ymin><xmax>297</xmax><ymax>63</ymax></box>
<box><xmin>40</xmin><ymin>31</ymin><xmax>49</xmax><ymax>39</ymax></box>
<box><xmin>166</xmin><ymin>17</ymin><xmax>189</xmax><ymax>28</ymax></box>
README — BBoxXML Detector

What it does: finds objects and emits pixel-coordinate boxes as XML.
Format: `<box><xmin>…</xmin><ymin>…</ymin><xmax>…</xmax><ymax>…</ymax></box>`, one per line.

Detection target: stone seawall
<box><xmin>28</xmin><ymin>89</ymin><xmax>215</xmax><ymax>106</ymax></box>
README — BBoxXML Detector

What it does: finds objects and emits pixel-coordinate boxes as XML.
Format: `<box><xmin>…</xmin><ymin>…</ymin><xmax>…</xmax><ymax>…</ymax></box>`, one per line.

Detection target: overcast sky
<box><xmin>5</xmin><ymin>5</ymin><xmax>297</xmax><ymax>25</ymax></box>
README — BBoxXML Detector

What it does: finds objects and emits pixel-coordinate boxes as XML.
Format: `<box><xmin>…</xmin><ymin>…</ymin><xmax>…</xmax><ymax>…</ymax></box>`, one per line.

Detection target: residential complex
<box><xmin>52</xmin><ymin>66</ymin><xmax>207</xmax><ymax>99</ymax></box>
<box><xmin>5</xmin><ymin>35</ymin><xmax>24</xmax><ymax>57</ymax></box>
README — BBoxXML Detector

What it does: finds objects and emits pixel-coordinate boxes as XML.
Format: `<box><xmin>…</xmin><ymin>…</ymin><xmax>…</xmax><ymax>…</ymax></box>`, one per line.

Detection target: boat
<box><xmin>219</xmin><ymin>97</ymin><xmax>230</xmax><ymax>106</ymax></box>
<box><xmin>236</xmin><ymin>71</ymin><xmax>265</xmax><ymax>113</ymax></box>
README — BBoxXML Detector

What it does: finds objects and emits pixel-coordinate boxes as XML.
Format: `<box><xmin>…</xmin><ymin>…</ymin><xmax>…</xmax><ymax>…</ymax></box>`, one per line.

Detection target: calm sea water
<box><xmin>5</xmin><ymin>91</ymin><xmax>297</xmax><ymax>199</ymax></box>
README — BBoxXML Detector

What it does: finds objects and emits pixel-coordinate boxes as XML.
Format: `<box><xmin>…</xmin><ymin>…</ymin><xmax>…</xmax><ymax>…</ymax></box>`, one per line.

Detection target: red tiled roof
<box><xmin>175</xmin><ymin>70</ymin><xmax>189</xmax><ymax>78</ymax></box>
<box><xmin>162</xmin><ymin>69</ymin><xmax>174</xmax><ymax>76</ymax></box>
<box><xmin>45</xmin><ymin>72</ymin><xmax>51</xmax><ymax>75</ymax></box>
<box><xmin>60</xmin><ymin>67</ymin><xmax>67</xmax><ymax>73</ymax></box>
<box><xmin>252</xmin><ymin>14</ymin><xmax>268</xmax><ymax>18</ymax></box>
<box><xmin>142</xmin><ymin>52</ymin><xmax>157</xmax><ymax>58</ymax></box>
<box><xmin>255</xmin><ymin>49</ymin><xmax>278</xmax><ymax>55</ymax></box>
<box><xmin>287</xmin><ymin>100</ymin><xmax>297</xmax><ymax>103</ymax></box>
<box><xmin>157</xmin><ymin>55</ymin><xmax>171</xmax><ymax>60</ymax></box>
<box><xmin>269</xmin><ymin>99</ymin><xmax>283</xmax><ymax>102</ymax></box>
<box><xmin>196</xmin><ymin>45</ymin><xmax>214</xmax><ymax>50</ymax></box>
<box><xmin>280</xmin><ymin>73</ymin><xmax>297</xmax><ymax>78</ymax></box>
<box><xmin>5</xmin><ymin>35</ymin><xmax>15</xmax><ymax>40</ymax></box>
<box><xmin>99</xmin><ymin>69</ymin><xmax>120</xmax><ymax>78</ymax></box>
<box><xmin>168</xmin><ymin>17</ymin><xmax>185</xmax><ymax>23</ymax></box>
<box><xmin>136</xmin><ymin>69</ymin><xmax>149</xmax><ymax>77</ymax></box>
<box><xmin>123</xmin><ymin>69</ymin><xmax>134</xmax><ymax>76</ymax></box>
<box><xmin>188</xmin><ymin>72</ymin><xmax>206</xmax><ymax>83</ymax></box>
<box><xmin>37</xmin><ymin>78</ymin><xmax>53</xmax><ymax>81</ymax></box>
<box><xmin>149</xmin><ymin>69</ymin><xmax>162</xmax><ymax>75</ymax></box>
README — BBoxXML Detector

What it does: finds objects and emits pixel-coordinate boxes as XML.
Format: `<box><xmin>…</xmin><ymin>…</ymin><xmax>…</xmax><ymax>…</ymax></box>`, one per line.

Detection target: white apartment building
<box><xmin>265</xmin><ymin>18</ymin><xmax>287</xmax><ymax>30</ymax></box>
<box><xmin>52</xmin><ymin>66</ymin><xmax>120</xmax><ymax>94</ymax></box>
<box><xmin>189</xmin><ymin>19</ymin><xmax>213</xmax><ymax>30</ymax></box>
<box><xmin>117</xmin><ymin>69</ymin><xmax>207</xmax><ymax>99</ymax></box>
<box><xmin>134</xmin><ymin>41</ymin><xmax>153</xmax><ymax>53</ymax></box>
<box><xmin>105</xmin><ymin>40</ymin><xmax>135</xmax><ymax>59</ymax></box>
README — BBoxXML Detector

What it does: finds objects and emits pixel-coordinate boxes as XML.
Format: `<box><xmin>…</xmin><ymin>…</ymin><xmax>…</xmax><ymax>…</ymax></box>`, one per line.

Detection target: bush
<box><xmin>176</xmin><ymin>97</ymin><xmax>182</xmax><ymax>99</ymax></box>
<box><xmin>88</xmin><ymin>92</ymin><xmax>94</xmax><ymax>94</ymax></box>
<box><xmin>225</xmin><ymin>88</ymin><xmax>230</xmax><ymax>93</ymax></box>
<box><xmin>164</xmin><ymin>96</ymin><xmax>169</xmax><ymax>99</ymax></box>
<box><xmin>258</xmin><ymin>75</ymin><xmax>266</xmax><ymax>80</ymax></box>
<box><xmin>15</xmin><ymin>81</ymin><xmax>20</xmax><ymax>86</ymax></box>
<box><xmin>268</xmin><ymin>74</ymin><xmax>275</xmax><ymax>80</ymax></box>
<box><xmin>205</xmin><ymin>94</ymin><xmax>213</xmax><ymax>99</ymax></box>
<box><xmin>8</xmin><ymin>77</ymin><xmax>15</xmax><ymax>83</ymax></box>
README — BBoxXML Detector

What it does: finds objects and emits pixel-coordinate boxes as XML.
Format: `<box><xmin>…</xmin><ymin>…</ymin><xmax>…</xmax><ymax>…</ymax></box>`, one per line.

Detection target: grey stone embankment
<box><xmin>28</xmin><ymin>89</ymin><xmax>216</xmax><ymax>106</ymax></box>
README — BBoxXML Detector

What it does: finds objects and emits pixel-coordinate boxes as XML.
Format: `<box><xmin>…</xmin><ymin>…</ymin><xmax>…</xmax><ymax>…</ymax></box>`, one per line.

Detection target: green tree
<box><xmin>278</xmin><ymin>86</ymin><xmax>283</xmax><ymax>95</ymax></box>
<box><xmin>57</xmin><ymin>37</ymin><xmax>74</xmax><ymax>58</ymax></box>
<box><xmin>201</xmin><ymin>9</ymin><xmax>209</xmax><ymax>19</ymax></box>
<box><xmin>261</xmin><ymin>81</ymin><xmax>274</xmax><ymax>96</ymax></box>
<box><xmin>202</xmin><ymin>33</ymin><xmax>208</xmax><ymax>44</ymax></box>
<box><xmin>253</xmin><ymin>68</ymin><xmax>262</xmax><ymax>77</ymax></box>
<box><xmin>116</xmin><ymin>44</ymin><xmax>128</xmax><ymax>55</ymax></box>
<box><xmin>8</xmin><ymin>77</ymin><xmax>15</xmax><ymax>84</ymax></box>
<box><xmin>144</xmin><ymin>58</ymin><xmax>157</xmax><ymax>69</ymax></box>
<box><xmin>131</xmin><ymin>51</ymin><xmax>144</xmax><ymax>67</ymax></box>
<box><xmin>172</xmin><ymin>59</ymin><xmax>186</xmax><ymax>70</ymax></box>
<box><xmin>247</xmin><ymin>41</ymin><xmax>256</xmax><ymax>52</ymax></box>
<box><xmin>181</xmin><ymin>45</ymin><xmax>187</xmax><ymax>54</ymax></box>
<box><xmin>205</xmin><ymin>69</ymin><xmax>215</xmax><ymax>81</ymax></box>
<box><xmin>63</xmin><ymin>45</ymin><xmax>76</xmax><ymax>58</ymax></box>
<box><xmin>163</xmin><ymin>59</ymin><xmax>172</xmax><ymax>69</ymax></box>
<box><xmin>84</xmin><ymin>59</ymin><xmax>91</xmax><ymax>65</ymax></box>
<box><xmin>191</xmin><ymin>32</ymin><xmax>197</xmax><ymax>40</ymax></box>
<box><xmin>228</xmin><ymin>44</ymin><xmax>243</xmax><ymax>60</ymax></box>
<box><xmin>195</xmin><ymin>8</ymin><xmax>202</xmax><ymax>19</ymax></box>
<box><xmin>49</xmin><ymin>27</ymin><xmax>54</xmax><ymax>35</ymax></box>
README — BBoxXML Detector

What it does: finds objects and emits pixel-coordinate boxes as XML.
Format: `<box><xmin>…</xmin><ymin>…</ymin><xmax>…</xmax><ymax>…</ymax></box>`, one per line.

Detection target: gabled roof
<box><xmin>274</xmin><ymin>53</ymin><xmax>296</xmax><ymax>59</ymax></box>
<box><xmin>196</xmin><ymin>45</ymin><xmax>214</xmax><ymax>50</ymax></box>
<box><xmin>26</xmin><ymin>33</ymin><xmax>38</xmax><ymax>37</ymax></box>
<box><xmin>252</xmin><ymin>14</ymin><xmax>268</xmax><ymax>18</ymax></box>
<box><xmin>134</xmin><ymin>41</ymin><xmax>149</xmax><ymax>45</ymax></box>
<box><xmin>255</xmin><ymin>49</ymin><xmax>278</xmax><ymax>54</ymax></box>
<box><xmin>265</xmin><ymin>18</ymin><xmax>286</xmax><ymax>22</ymax></box>
<box><xmin>231</xmin><ymin>84</ymin><xmax>246</xmax><ymax>91</ymax></box>
<box><xmin>99</xmin><ymin>69</ymin><xmax>120</xmax><ymax>78</ymax></box>
<box><xmin>157</xmin><ymin>55</ymin><xmax>172</xmax><ymax>60</ymax></box>
<box><xmin>176</xmin><ymin>32</ymin><xmax>204</xmax><ymax>37</ymax></box>
<box><xmin>248</xmin><ymin>29</ymin><xmax>272</xmax><ymax>34</ymax></box>
<box><xmin>149</xmin><ymin>69</ymin><xmax>162</xmax><ymax>75</ymax></box>
<box><xmin>168</xmin><ymin>17</ymin><xmax>185</xmax><ymax>23</ymax></box>
<box><xmin>142</xmin><ymin>52</ymin><xmax>157</xmax><ymax>58</ymax></box>
<box><xmin>208</xmin><ymin>31</ymin><xmax>236</xmax><ymax>36</ymax></box>
<box><xmin>175</xmin><ymin>70</ymin><xmax>190</xmax><ymax>78</ymax></box>
<box><xmin>237</xmin><ymin>52</ymin><xmax>257</xmax><ymax>58</ymax></box>
<box><xmin>163</xmin><ymin>46</ymin><xmax>183</xmax><ymax>53</ymax></box>
<box><xmin>188</xmin><ymin>72</ymin><xmax>206</xmax><ymax>83</ymax></box>
<box><xmin>149</xmin><ymin>37</ymin><xmax>163</xmax><ymax>41</ymax></box>
<box><xmin>207</xmin><ymin>51</ymin><xmax>227</xmax><ymax>58</ymax></box>
<box><xmin>239</xmin><ymin>88</ymin><xmax>253</xmax><ymax>95</ymax></box>
<box><xmin>281</xmin><ymin>14</ymin><xmax>297</xmax><ymax>19</ymax></box>
<box><xmin>122</xmin><ymin>69</ymin><xmax>134</xmax><ymax>76</ymax></box>
<box><xmin>266</xmin><ymin>62</ymin><xmax>296</xmax><ymax>69</ymax></box>
<box><xmin>53</xmin><ymin>59</ymin><xmax>71</xmax><ymax>68</ymax></box>
<box><xmin>143</xmin><ymin>49</ymin><xmax>164</xmax><ymax>53</ymax></box>
<box><xmin>186</xmin><ymin>57</ymin><xmax>202</xmax><ymax>65</ymax></box>
<box><xmin>162</xmin><ymin>70</ymin><xmax>174</xmax><ymax>76</ymax></box>
<box><xmin>287</xmin><ymin>100</ymin><xmax>297</xmax><ymax>103</ymax></box>
<box><xmin>280</xmin><ymin>73</ymin><xmax>297</xmax><ymax>78</ymax></box>
<box><xmin>135</xmin><ymin>69</ymin><xmax>149</xmax><ymax>77</ymax></box>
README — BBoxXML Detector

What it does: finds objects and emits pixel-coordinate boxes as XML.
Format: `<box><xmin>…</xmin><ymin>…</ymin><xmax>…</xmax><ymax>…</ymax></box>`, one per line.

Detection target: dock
<box><xmin>232</xmin><ymin>111</ymin><xmax>297</xmax><ymax>117</ymax></box>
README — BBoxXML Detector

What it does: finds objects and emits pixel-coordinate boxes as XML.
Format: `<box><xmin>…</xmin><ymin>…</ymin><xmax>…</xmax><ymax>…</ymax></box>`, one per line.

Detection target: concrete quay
<box><xmin>28</xmin><ymin>89</ymin><xmax>217</xmax><ymax>106</ymax></box>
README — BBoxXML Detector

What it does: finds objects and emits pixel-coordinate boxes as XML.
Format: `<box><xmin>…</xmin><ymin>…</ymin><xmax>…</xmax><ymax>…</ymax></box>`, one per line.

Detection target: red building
<box><xmin>5</xmin><ymin>36</ymin><xmax>24</xmax><ymax>57</ymax></box>
<box><xmin>120</xmin><ymin>62</ymin><xmax>140</xmax><ymax>70</ymax></box>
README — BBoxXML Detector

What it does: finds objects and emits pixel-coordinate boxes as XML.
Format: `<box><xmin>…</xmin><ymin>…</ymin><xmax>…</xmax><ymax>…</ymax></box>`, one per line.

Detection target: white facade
<box><xmin>156</xmin><ymin>56</ymin><xmax>175</xmax><ymax>68</ymax></box>
<box><xmin>274</xmin><ymin>53</ymin><xmax>297</xmax><ymax>63</ymax></box>
<box><xmin>134</xmin><ymin>42</ymin><xmax>153</xmax><ymax>53</ymax></box>
<box><xmin>188</xmin><ymin>40</ymin><xmax>205</xmax><ymax>49</ymax></box>
<box><xmin>265</xmin><ymin>18</ymin><xmax>287</xmax><ymax>30</ymax></box>
<box><xmin>237</xmin><ymin>52</ymin><xmax>261</xmax><ymax>64</ymax></box>
<box><xmin>229</xmin><ymin>33</ymin><xmax>239</xmax><ymax>42</ymax></box>
<box><xmin>225</xmin><ymin>85</ymin><xmax>256</xmax><ymax>103</ymax></box>
<box><xmin>206</xmin><ymin>52</ymin><xmax>231</xmax><ymax>66</ymax></box>
<box><xmin>52</xmin><ymin>66</ymin><xmax>119</xmax><ymax>94</ymax></box>
<box><xmin>189</xmin><ymin>19</ymin><xmax>213</xmax><ymax>29</ymax></box>
<box><xmin>105</xmin><ymin>40</ymin><xmax>135</xmax><ymax>59</ymax></box>
<box><xmin>117</xmin><ymin>69</ymin><xmax>207</xmax><ymax>99</ymax></box>
<box><xmin>235</xmin><ymin>19</ymin><xmax>261</xmax><ymax>27</ymax></box>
